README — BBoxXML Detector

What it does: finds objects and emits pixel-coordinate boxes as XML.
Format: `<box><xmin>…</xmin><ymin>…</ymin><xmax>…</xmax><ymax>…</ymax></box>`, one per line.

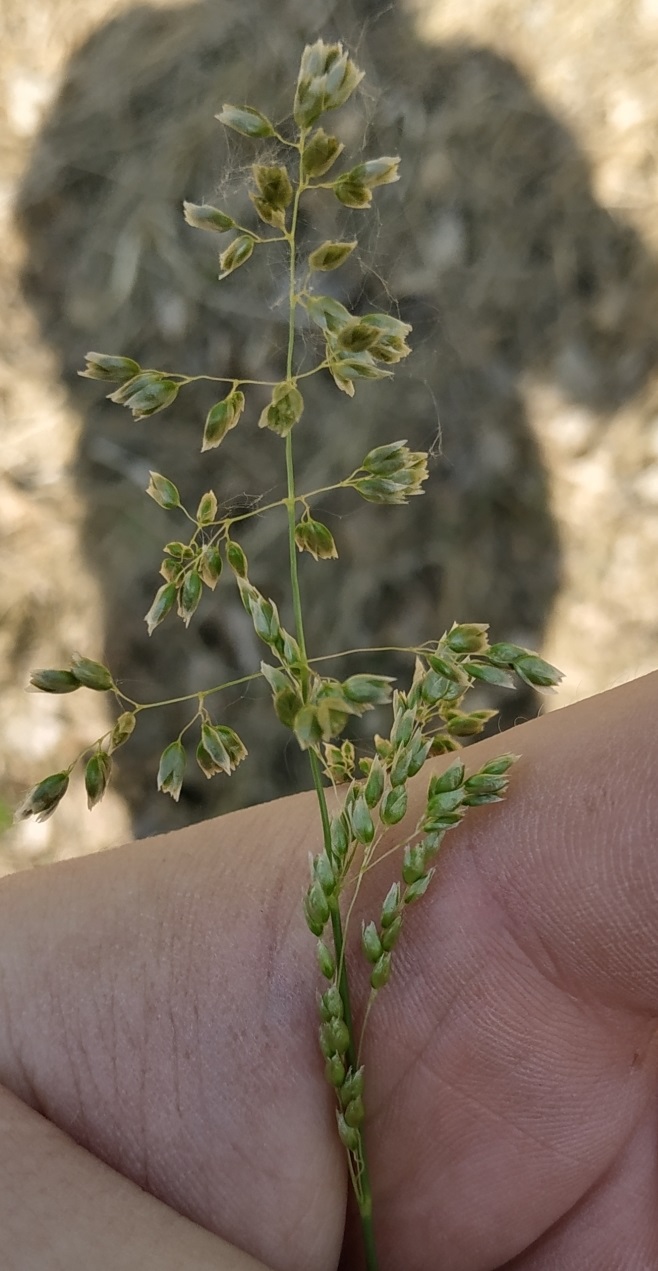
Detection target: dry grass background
<box><xmin>1</xmin><ymin>0</ymin><xmax>657</xmax><ymax>874</ymax></box>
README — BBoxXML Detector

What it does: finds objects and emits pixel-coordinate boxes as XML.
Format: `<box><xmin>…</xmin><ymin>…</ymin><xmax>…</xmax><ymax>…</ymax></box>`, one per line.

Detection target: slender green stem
<box><xmin>283</xmin><ymin>131</ymin><xmax>379</xmax><ymax>1271</ymax></box>
<box><xmin>159</xmin><ymin>361</ymin><xmax>326</xmax><ymax>388</ymax></box>
<box><xmin>359</xmin><ymin>821</ymin><xmax>425</xmax><ymax>877</ymax></box>
<box><xmin>358</xmin><ymin>989</ymin><xmax>378</xmax><ymax>1066</ymax></box>
<box><xmin>310</xmin><ymin>642</ymin><xmax>420</xmax><ymax>664</ymax></box>
<box><xmin>272</xmin><ymin>128</ymin><xmax>300</xmax><ymax>149</ymax></box>
<box><xmin>112</xmin><ymin>642</ymin><xmax>423</xmax><ymax>715</ymax></box>
<box><xmin>284</xmin><ymin>148</ymin><xmax>308</xmax><ymax>664</ymax></box>
<box><xmin>360</xmin><ymin>1202</ymin><xmax>378</xmax><ymax>1269</ymax></box>
<box><xmin>338</xmin><ymin>833</ymin><xmax>383</xmax><ymax>980</ymax></box>
<box><xmin>161</xmin><ymin>373</ymin><xmax>284</xmax><ymax>387</ymax></box>
<box><xmin>285</xmin><ymin>432</ymin><xmax>306</xmax><ymax>658</ymax></box>
<box><xmin>115</xmin><ymin>671</ymin><xmax>259</xmax><ymax>711</ymax></box>
<box><xmin>214</xmin><ymin>473</ymin><xmax>351</xmax><ymax>534</ymax></box>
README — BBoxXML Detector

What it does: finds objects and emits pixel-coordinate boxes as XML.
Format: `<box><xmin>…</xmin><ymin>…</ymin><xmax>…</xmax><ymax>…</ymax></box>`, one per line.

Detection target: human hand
<box><xmin>1</xmin><ymin>673</ymin><xmax>656</xmax><ymax>1270</ymax></box>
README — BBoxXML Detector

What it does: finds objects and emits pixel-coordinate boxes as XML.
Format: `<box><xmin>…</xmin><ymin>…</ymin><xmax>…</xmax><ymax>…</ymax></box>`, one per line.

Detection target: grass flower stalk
<box><xmin>18</xmin><ymin>39</ymin><xmax>563</xmax><ymax>1267</ymax></box>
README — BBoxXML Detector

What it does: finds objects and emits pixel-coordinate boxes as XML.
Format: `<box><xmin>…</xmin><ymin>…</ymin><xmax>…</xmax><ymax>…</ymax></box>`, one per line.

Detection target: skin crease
<box><xmin>0</xmin><ymin>673</ymin><xmax>657</xmax><ymax>1270</ymax></box>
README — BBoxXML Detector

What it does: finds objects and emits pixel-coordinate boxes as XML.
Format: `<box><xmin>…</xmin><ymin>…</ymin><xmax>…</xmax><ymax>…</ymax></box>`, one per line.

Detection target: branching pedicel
<box><xmin>17</xmin><ymin>41</ymin><xmax>562</xmax><ymax>1269</ymax></box>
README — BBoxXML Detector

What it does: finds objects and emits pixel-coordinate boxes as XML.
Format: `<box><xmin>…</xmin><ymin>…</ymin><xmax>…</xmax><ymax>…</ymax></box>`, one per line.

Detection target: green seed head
<box><xmin>467</xmin><ymin>662</ymin><xmax>516</xmax><ymax>689</ymax></box>
<box><xmin>294</xmin><ymin>517</ymin><xmax>338</xmax><ymax>560</ymax></box>
<box><xmin>429</xmin><ymin>762</ymin><xmax>465</xmax><ymax>795</ymax></box>
<box><xmin>340</xmin><ymin>1066</ymin><xmax>365</xmax><ymax>1107</ymax></box>
<box><xmin>226</xmin><ymin>540</ymin><xmax>248</xmax><ymax>577</ymax></box>
<box><xmin>79</xmin><ymin>352</ymin><xmax>141</xmax><ymax>383</ymax></box>
<box><xmin>157</xmin><ymin>740</ymin><xmax>186</xmax><ymax>802</ymax></box>
<box><xmin>305</xmin><ymin>882</ymin><xmax>330</xmax><ymax>937</ymax></box>
<box><xmin>319</xmin><ymin>985</ymin><xmax>343</xmax><ymax>1021</ymax></box>
<box><xmin>350</xmin><ymin>156</ymin><xmax>401</xmax><ymax>188</ymax></box>
<box><xmin>487</xmin><ymin>641</ymin><xmax>528</xmax><ymax>666</ymax></box>
<box><xmin>330</xmin><ymin>814</ymin><xmax>350</xmax><ymax>860</ymax></box>
<box><xmin>514</xmin><ymin>654</ymin><xmax>564</xmax><ymax>689</ymax></box>
<box><xmin>258</xmin><ymin>381</ymin><xmax>304</xmax><ymax>437</ymax></box>
<box><xmin>350</xmin><ymin>794</ymin><xmax>375</xmax><ymax>846</ymax></box>
<box><xmin>364</xmin><ymin>756</ymin><xmax>385</xmax><ymax>809</ymax></box>
<box><xmin>342</xmin><ymin>674</ymin><xmax>394</xmax><ymax>707</ymax></box>
<box><xmin>445</xmin><ymin>623</ymin><xmax>490</xmax><ymax>655</ymax></box>
<box><xmin>316</xmin><ymin>941</ymin><xmax>336</xmax><ymax>980</ymax></box>
<box><xmin>333</xmin><ymin>176</ymin><xmax>372</xmax><ymax>209</ymax></box>
<box><xmin>177</xmin><ymin>571</ymin><xmax>203</xmax><ymax>627</ymax></box>
<box><xmin>402</xmin><ymin>842</ymin><xmax>428</xmax><ymax>886</ymax></box>
<box><xmin>302</xmin><ymin>127</ymin><xmax>344</xmax><ymax>178</ymax></box>
<box><xmin>336</xmin><ymin>1111</ymin><xmax>360</xmax><ymax>1152</ymax></box>
<box><xmin>84</xmin><ymin>751</ymin><xmax>112</xmax><ymax>810</ymax></box>
<box><xmin>15</xmin><ymin>771</ymin><xmax>70</xmax><ymax>823</ymax></box>
<box><xmin>361</xmin><ymin>920</ymin><xmax>383</xmax><ymax>964</ymax></box>
<box><xmin>294</xmin><ymin>40</ymin><xmax>364</xmax><ymax>128</ymax></box>
<box><xmin>444</xmin><ymin>709</ymin><xmax>497</xmax><ymax>738</ymax></box>
<box><xmin>293</xmin><ymin>703</ymin><xmax>323</xmax><ymax>750</ymax></box>
<box><xmin>144</xmin><ymin>582</ymin><xmax>177</xmax><ymax>636</ymax></box>
<box><xmin>406</xmin><ymin>737</ymin><xmax>432</xmax><ymax>779</ymax></box>
<box><xmin>70</xmin><ymin>654</ymin><xmax>114</xmax><ymax>692</ymax></box>
<box><xmin>211</xmin><ymin>725</ymin><xmax>247</xmax><ymax>771</ymax></box>
<box><xmin>344</xmin><ymin>1094</ymin><xmax>365</xmax><ymax>1128</ymax></box>
<box><xmin>216</xmin><ymin>104</ymin><xmax>275</xmax><ymax>138</ymax></box>
<box><xmin>325</xmin><ymin>1054</ymin><xmax>346</xmax><ymax>1088</ymax></box>
<box><xmin>198</xmin><ymin>545</ymin><xmax>223</xmax><ymax>590</ymax></box>
<box><xmin>480</xmin><ymin>754</ymin><xmax>518</xmax><ymax>776</ymax></box>
<box><xmin>199</xmin><ymin>723</ymin><xmax>232</xmax><ymax>775</ymax></box>
<box><xmin>327</xmin><ymin>1017</ymin><xmax>350</xmax><ymax>1055</ymax></box>
<box><xmin>252</xmin><ymin>164</ymin><xmax>293</xmax><ymax>211</ymax></box>
<box><xmin>380</xmin><ymin>915</ymin><xmax>403</xmax><ymax>953</ymax></box>
<box><xmin>308</xmin><ymin>240</ymin><xmax>357</xmax><ymax>272</ymax></box>
<box><xmin>108</xmin><ymin>711</ymin><xmax>137</xmax><ymax>752</ymax></box>
<box><xmin>370</xmin><ymin>951</ymin><xmax>392</xmax><ymax>990</ymax></box>
<box><xmin>182</xmin><ymin>202</ymin><xmax>236</xmax><ymax>233</ymax></box>
<box><xmin>380</xmin><ymin>882</ymin><xmax>401</xmax><ymax>928</ymax></box>
<box><xmin>146</xmin><ymin>471</ymin><xmax>182</xmax><ymax>510</ymax></box>
<box><xmin>464</xmin><ymin>772</ymin><xmax>509</xmax><ymax>796</ymax></box>
<box><xmin>109</xmin><ymin>373</ymin><xmax>179</xmax><ymax>419</ymax></box>
<box><xmin>196</xmin><ymin>490</ymin><xmax>218</xmax><ymax>525</ymax></box>
<box><xmin>404</xmin><ymin>871</ymin><xmax>435</xmax><ymax>904</ymax></box>
<box><xmin>313</xmin><ymin>852</ymin><xmax>336</xmax><ymax>898</ymax></box>
<box><xmin>380</xmin><ymin>785</ymin><xmax>408</xmax><ymax>826</ymax></box>
<box><xmin>218</xmin><ymin>234</ymin><xmax>255</xmax><ymax>280</ymax></box>
<box><xmin>202</xmin><ymin>390</ymin><xmax>245</xmax><ymax>451</ymax></box>
<box><xmin>29</xmin><ymin>668</ymin><xmax>81</xmax><ymax>694</ymax></box>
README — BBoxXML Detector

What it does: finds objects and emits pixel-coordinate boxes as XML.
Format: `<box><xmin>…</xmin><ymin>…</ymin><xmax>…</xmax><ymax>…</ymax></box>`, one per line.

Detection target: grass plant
<box><xmin>17</xmin><ymin>40</ymin><xmax>562</xmax><ymax>1269</ymax></box>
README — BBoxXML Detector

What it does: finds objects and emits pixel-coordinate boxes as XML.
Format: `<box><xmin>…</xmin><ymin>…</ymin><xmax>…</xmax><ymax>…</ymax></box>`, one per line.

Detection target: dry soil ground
<box><xmin>1</xmin><ymin>0</ymin><xmax>657</xmax><ymax>873</ymax></box>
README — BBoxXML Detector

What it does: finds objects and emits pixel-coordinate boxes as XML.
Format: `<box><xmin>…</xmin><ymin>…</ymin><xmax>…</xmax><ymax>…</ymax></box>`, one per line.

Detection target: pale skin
<box><xmin>1</xmin><ymin>672</ymin><xmax>657</xmax><ymax>1270</ymax></box>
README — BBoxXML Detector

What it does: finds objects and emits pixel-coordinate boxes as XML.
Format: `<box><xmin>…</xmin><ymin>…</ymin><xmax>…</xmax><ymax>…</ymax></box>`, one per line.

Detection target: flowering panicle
<box><xmin>351</xmin><ymin>440</ymin><xmax>429</xmax><ymax>504</ymax></box>
<box><xmin>293</xmin><ymin>40</ymin><xmax>364</xmax><ymax>128</ymax></box>
<box><xmin>26</xmin><ymin>42</ymin><xmax>564</xmax><ymax>1270</ymax></box>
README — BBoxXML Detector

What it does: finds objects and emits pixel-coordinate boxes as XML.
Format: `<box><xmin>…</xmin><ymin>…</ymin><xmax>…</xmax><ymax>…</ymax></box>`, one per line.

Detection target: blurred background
<box><xmin>1</xmin><ymin>0</ymin><xmax>657</xmax><ymax>874</ymax></box>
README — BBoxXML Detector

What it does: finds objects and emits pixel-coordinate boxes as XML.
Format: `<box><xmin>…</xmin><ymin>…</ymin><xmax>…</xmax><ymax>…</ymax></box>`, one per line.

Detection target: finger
<box><xmin>0</xmin><ymin>1082</ymin><xmax>273</xmax><ymax>1271</ymax></box>
<box><xmin>0</xmin><ymin>793</ymin><xmax>345</xmax><ymax>1271</ymax></box>
<box><xmin>471</xmin><ymin>669</ymin><xmax>658</xmax><ymax>1017</ymax></box>
<box><xmin>350</xmin><ymin>672</ymin><xmax>658</xmax><ymax>1268</ymax></box>
<box><xmin>503</xmin><ymin>1106</ymin><xmax>658</xmax><ymax>1269</ymax></box>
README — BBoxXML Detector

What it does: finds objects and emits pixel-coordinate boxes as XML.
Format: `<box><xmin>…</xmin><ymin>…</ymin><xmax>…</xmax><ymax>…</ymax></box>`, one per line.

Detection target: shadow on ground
<box><xmin>15</xmin><ymin>0</ymin><xmax>658</xmax><ymax>835</ymax></box>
